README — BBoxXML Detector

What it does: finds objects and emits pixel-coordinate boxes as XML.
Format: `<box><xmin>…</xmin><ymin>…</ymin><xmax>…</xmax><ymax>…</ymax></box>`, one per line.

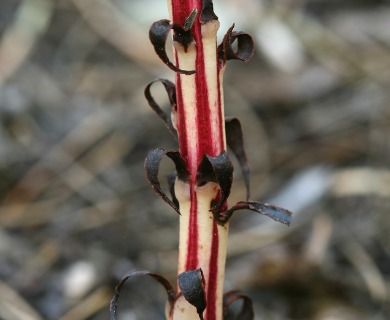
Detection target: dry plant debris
<box><xmin>0</xmin><ymin>0</ymin><xmax>390</xmax><ymax>319</ymax></box>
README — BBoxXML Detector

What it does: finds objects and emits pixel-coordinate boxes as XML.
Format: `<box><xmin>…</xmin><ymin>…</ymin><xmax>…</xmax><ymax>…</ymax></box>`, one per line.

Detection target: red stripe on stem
<box><xmin>186</xmin><ymin>187</ymin><xmax>199</xmax><ymax>270</ymax></box>
<box><xmin>206</xmin><ymin>220</ymin><xmax>219</xmax><ymax>320</ymax></box>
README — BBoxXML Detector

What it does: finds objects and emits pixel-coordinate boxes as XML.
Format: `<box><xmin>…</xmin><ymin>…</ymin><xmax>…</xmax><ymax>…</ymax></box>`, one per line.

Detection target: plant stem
<box><xmin>111</xmin><ymin>2</ymin><xmax>290</xmax><ymax>319</ymax></box>
<box><xmin>167</xmin><ymin>1</ymin><xmax>228</xmax><ymax>319</ymax></box>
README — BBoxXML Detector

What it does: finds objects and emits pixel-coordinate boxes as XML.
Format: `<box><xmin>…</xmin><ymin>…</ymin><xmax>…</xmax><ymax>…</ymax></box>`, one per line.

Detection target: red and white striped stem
<box><xmin>110</xmin><ymin>2</ymin><xmax>292</xmax><ymax>320</ymax></box>
<box><xmin>168</xmin><ymin>1</ymin><xmax>227</xmax><ymax>319</ymax></box>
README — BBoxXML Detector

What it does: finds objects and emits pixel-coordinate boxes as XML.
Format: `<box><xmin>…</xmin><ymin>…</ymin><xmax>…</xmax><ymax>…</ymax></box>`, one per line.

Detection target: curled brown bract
<box><xmin>145</xmin><ymin>148</ymin><xmax>190</xmax><ymax>215</ymax></box>
<box><xmin>149</xmin><ymin>19</ymin><xmax>196</xmax><ymax>75</ymax></box>
<box><xmin>145</xmin><ymin>78</ymin><xmax>178</xmax><ymax>140</ymax></box>
<box><xmin>196</xmin><ymin>151</ymin><xmax>233</xmax><ymax>214</ymax></box>
<box><xmin>178</xmin><ymin>269</ymin><xmax>207</xmax><ymax>320</ymax></box>
<box><xmin>218</xmin><ymin>24</ymin><xmax>255</xmax><ymax>68</ymax></box>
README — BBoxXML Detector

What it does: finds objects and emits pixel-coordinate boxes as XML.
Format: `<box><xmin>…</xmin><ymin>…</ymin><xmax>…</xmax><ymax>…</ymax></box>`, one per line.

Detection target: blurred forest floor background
<box><xmin>1</xmin><ymin>0</ymin><xmax>390</xmax><ymax>319</ymax></box>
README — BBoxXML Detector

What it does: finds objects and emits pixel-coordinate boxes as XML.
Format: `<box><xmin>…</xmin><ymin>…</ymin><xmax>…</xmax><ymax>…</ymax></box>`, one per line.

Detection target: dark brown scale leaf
<box><xmin>145</xmin><ymin>79</ymin><xmax>178</xmax><ymax>140</ymax></box>
<box><xmin>225</xmin><ymin>117</ymin><xmax>250</xmax><ymax>201</ymax></box>
<box><xmin>110</xmin><ymin>270</ymin><xmax>176</xmax><ymax>320</ymax></box>
<box><xmin>172</xmin><ymin>23</ymin><xmax>195</xmax><ymax>52</ymax></box>
<box><xmin>167</xmin><ymin>173</ymin><xmax>180</xmax><ymax>209</ymax></box>
<box><xmin>149</xmin><ymin>20</ymin><xmax>196</xmax><ymax>75</ymax></box>
<box><xmin>223</xmin><ymin>290</ymin><xmax>254</xmax><ymax>320</ymax></box>
<box><xmin>167</xmin><ymin>151</ymin><xmax>190</xmax><ymax>182</ymax></box>
<box><xmin>218</xmin><ymin>24</ymin><xmax>255</xmax><ymax>66</ymax></box>
<box><xmin>184</xmin><ymin>8</ymin><xmax>198</xmax><ymax>31</ymax></box>
<box><xmin>222</xmin><ymin>201</ymin><xmax>292</xmax><ymax>225</ymax></box>
<box><xmin>178</xmin><ymin>269</ymin><xmax>207</xmax><ymax>320</ymax></box>
<box><xmin>145</xmin><ymin>148</ymin><xmax>190</xmax><ymax>215</ymax></box>
<box><xmin>145</xmin><ymin>148</ymin><xmax>178</xmax><ymax>214</ymax></box>
<box><xmin>200</xmin><ymin>0</ymin><xmax>218</xmax><ymax>24</ymax></box>
<box><xmin>197</xmin><ymin>151</ymin><xmax>233</xmax><ymax>213</ymax></box>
